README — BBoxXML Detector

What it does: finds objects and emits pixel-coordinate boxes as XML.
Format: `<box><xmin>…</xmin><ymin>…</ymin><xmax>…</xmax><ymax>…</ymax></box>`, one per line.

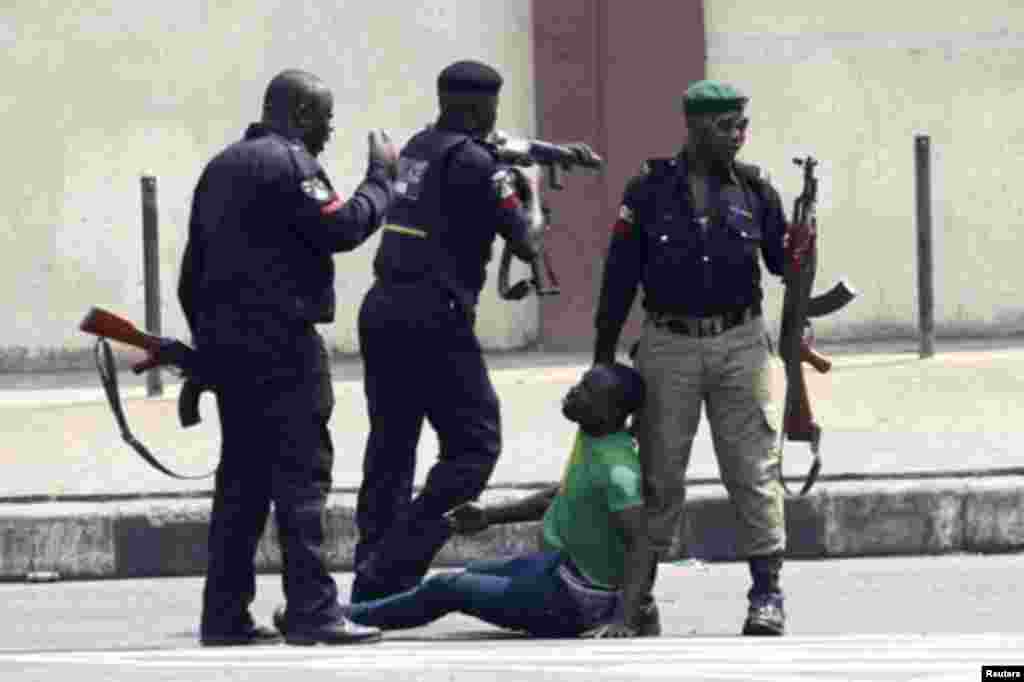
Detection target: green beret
<box><xmin>682</xmin><ymin>80</ymin><xmax>748</xmax><ymax>116</ymax></box>
<box><xmin>437</xmin><ymin>60</ymin><xmax>503</xmax><ymax>95</ymax></box>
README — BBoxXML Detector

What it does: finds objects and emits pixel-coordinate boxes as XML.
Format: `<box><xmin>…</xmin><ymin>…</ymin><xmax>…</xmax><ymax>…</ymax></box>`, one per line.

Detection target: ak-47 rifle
<box><xmin>778</xmin><ymin>157</ymin><xmax>856</xmax><ymax>495</ymax></box>
<box><xmin>489</xmin><ymin>133</ymin><xmax>604</xmax><ymax>300</ymax></box>
<box><xmin>79</xmin><ymin>307</ymin><xmax>213</xmax><ymax>479</ymax></box>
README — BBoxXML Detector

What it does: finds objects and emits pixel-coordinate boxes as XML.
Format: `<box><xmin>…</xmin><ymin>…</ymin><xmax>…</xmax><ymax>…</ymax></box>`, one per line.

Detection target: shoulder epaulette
<box><xmin>279</xmin><ymin>136</ymin><xmax>320</xmax><ymax>177</ymax></box>
<box><xmin>642</xmin><ymin>157</ymin><xmax>678</xmax><ymax>177</ymax></box>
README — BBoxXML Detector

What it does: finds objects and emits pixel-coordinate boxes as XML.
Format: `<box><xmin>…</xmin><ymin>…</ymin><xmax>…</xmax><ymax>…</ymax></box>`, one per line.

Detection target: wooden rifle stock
<box><xmin>786</xmin><ymin>334</ymin><xmax>833</xmax><ymax>444</ymax></box>
<box><xmin>81</xmin><ymin>306</ymin><xmax>207</xmax><ymax>427</ymax></box>
<box><xmin>79</xmin><ymin>307</ymin><xmax>163</xmax><ymax>373</ymax></box>
<box><xmin>784</xmin><ymin>338</ymin><xmax>825</xmax><ymax>447</ymax></box>
<box><xmin>80</xmin><ymin>307</ymin><xmax>161</xmax><ymax>352</ymax></box>
<box><xmin>80</xmin><ymin>308</ymin><xmax>214</xmax><ymax>475</ymax></box>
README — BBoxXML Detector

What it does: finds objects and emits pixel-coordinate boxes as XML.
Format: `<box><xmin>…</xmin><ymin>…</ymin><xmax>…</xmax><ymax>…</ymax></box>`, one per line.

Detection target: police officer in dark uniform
<box><xmin>178</xmin><ymin>68</ymin><xmax>397</xmax><ymax>646</ymax></box>
<box><xmin>593</xmin><ymin>80</ymin><xmax>798</xmax><ymax>635</ymax></box>
<box><xmin>349</xmin><ymin>60</ymin><xmax>544</xmax><ymax>603</ymax></box>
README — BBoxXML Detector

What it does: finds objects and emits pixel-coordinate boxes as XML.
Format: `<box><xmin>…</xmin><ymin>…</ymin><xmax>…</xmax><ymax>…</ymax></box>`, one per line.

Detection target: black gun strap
<box><xmin>94</xmin><ymin>339</ymin><xmax>214</xmax><ymax>480</ymax></box>
<box><xmin>778</xmin><ymin>434</ymin><xmax>821</xmax><ymax>497</ymax></box>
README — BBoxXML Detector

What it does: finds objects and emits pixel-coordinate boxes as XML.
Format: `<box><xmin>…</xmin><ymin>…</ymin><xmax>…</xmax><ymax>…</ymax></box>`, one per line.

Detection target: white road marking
<box><xmin>2</xmin><ymin>633</ymin><xmax>1022</xmax><ymax>680</ymax></box>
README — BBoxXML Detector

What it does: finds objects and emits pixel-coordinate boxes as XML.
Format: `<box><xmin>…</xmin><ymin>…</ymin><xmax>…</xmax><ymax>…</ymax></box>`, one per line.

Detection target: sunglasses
<box><xmin>711</xmin><ymin>115</ymin><xmax>750</xmax><ymax>134</ymax></box>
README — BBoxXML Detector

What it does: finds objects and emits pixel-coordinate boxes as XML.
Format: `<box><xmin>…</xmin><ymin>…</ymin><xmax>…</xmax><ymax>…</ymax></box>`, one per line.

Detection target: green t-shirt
<box><xmin>541</xmin><ymin>430</ymin><xmax>644</xmax><ymax>589</ymax></box>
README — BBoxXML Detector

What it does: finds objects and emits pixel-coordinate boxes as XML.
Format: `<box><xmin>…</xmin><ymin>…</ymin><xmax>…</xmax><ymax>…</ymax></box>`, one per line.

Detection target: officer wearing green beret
<box><xmin>593</xmin><ymin>79</ymin><xmax>794</xmax><ymax>635</ymax></box>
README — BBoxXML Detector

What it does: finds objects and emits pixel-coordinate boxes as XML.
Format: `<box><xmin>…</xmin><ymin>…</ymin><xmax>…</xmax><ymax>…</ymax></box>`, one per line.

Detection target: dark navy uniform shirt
<box><xmin>178</xmin><ymin>123</ymin><xmax>392</xmax><ymax>382</ymax></box>
<box><xmin>594</xmin><ymin>154</ymin><xmax>787</xmax><ymax>360</ymax></box>
<box><xmin>372</xmin><ymin>124</ymin><xmax>536</xmax><ymax>309</ymax></box>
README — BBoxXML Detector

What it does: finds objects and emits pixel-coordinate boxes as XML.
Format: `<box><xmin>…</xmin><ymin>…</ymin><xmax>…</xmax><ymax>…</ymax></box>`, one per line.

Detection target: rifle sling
<box><xmin>779</xmin><ymin>442</ymin><xmax>821</xmax><ymax>496</ymax></box>
<box><xmin>94</xmin><ymin>339</ymin><xmax>214</xmax><ymax>480</ymax></box>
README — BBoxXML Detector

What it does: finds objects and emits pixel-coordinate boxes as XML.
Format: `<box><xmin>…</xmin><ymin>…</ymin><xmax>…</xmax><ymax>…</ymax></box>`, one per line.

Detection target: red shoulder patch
<box><xmin>320</xmin><ymin>197</ymin><xmax>344</xmax><ymax>215</ymax></box>
<box><xmin>612</xmin><ymin>204</ymin><xmax>635</xmax><ymax>236</ymax></box>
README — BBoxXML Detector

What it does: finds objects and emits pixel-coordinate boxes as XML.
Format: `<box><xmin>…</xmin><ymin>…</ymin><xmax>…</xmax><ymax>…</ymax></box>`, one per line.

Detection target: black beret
<box><xmin>437</xmin><ymin>60</ymin><xmax>503</xmax><ymax>95</ymax></box>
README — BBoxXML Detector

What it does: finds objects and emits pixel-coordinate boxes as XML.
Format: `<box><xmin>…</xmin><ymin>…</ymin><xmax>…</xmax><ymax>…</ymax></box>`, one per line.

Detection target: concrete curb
<box><xmin>2</xmin><ymin>477</ymin><xmax>1022</xmax><ymax>581</ymax></box>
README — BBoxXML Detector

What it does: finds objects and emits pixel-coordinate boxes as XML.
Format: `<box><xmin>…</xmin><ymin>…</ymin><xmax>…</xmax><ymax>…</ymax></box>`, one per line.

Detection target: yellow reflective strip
<box><xmin>383</xmin><ymin>224</ymin><xmax>428</xmax><ymax>238</ymax></box>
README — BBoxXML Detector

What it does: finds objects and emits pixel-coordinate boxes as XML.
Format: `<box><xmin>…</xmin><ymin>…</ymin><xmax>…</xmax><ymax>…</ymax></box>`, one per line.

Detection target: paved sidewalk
<box><xmin>1</xmin><ymin>338</ymin><xmax>1023</xmax><ymax>580</ymax></box>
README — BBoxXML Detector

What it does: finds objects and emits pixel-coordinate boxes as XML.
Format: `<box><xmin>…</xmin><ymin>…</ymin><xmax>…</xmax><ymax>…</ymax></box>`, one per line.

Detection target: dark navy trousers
<box><xmin>200</xmin><ymin>329</ymin><xmax>343</xmax><ymax>636</ymax></box>
<box><xmin>352</xmin><ymin>281</ymin><xmax>501</xmax><ymax>602</ymax></box>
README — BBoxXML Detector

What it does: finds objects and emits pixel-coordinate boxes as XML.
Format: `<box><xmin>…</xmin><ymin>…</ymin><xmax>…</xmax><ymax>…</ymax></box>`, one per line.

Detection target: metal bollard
<box><xmin>141</xmin><ymin>175</ymin><xmax>163</xmax><ymax>396</ymax></box>
<box><xmin>914</xmin><ymin>135</ymin><xmax>935</xmax><ymax>359</ymax></box>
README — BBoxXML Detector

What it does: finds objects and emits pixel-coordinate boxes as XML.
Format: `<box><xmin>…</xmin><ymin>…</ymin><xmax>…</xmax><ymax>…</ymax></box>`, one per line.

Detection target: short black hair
<box><xmin>263</xmin><ymin>69</ymin><xmax>326</xmax><ymax>119</ymax></box>
<box><xmin>590</xmin><ymin>363</ymin><xmax>645</xmax><ymax>416</ymax></box>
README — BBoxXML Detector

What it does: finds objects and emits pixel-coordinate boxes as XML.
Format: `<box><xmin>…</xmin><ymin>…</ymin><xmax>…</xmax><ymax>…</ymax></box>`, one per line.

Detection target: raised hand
<box><xmin>368</xmin><ymin>129</ymin><xmax>399</xmax><ymax>181</ymax></box>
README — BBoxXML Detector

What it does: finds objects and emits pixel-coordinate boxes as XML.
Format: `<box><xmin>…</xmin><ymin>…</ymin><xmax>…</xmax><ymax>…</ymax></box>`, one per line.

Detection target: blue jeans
<box><xmin>345</xmin><ymin>551</ymin><xmax>618</xmax><ymax>637</ymax></box>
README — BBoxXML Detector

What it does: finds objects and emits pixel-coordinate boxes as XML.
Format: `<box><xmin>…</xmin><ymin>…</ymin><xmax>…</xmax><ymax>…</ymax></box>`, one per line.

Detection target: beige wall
<box><xmin>0</xmin><ymin>1</ymin><xmax>536</xmax><ymax>370</ymax></box>
<box><xmin>704</xmin><ymin>0</ymin><xmax>1024</xmax><ymax>341</ymax></box>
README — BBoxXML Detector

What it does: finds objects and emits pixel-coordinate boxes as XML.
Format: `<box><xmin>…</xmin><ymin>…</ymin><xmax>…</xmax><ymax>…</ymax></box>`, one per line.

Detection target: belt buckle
<box><xmin>670</xmin><ymin>319</ymin><xmax>690</xmax><ymax>336</ymax></box>
<box><xmin>700</xmin><ymin>317</ymin><xmax>722</xmax><ymax>336</ymax></box>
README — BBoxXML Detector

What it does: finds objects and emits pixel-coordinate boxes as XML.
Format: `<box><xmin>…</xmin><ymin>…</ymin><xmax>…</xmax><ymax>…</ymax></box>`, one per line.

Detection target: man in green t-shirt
<box><xmin>276</xmin><ymin>363</ymin><xmax>656</xmax><ymax>639</ymax></box>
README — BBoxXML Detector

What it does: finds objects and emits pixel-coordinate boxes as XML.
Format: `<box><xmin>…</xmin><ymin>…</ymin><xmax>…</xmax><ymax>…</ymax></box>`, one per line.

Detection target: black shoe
<box><xmin>635</xmin><ymin>599</ymin><xmax>662</xmax><ymax>637</ymax></box>
<box><xmin>274</xmin><ymin>606</ymin><xmax>381</xmax><ymax>646</ymax></box>
<box><xmin>273</xmin><ymin>605</ymin><xmax>288</xmax><ymax>634</ymax></box>
<box><xmin>742</xmin><ymin>592</ymin><xmax>786</xmax><ymax>636</ymax></box>
<box><xmin>200</xmin><ymin>623</ymin><xmax>283</xmax><ymax>647</ymax></box>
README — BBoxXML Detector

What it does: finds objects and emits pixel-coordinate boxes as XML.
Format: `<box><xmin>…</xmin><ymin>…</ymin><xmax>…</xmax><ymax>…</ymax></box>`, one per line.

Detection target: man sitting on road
<box><xmin>275</xmin><ymin>363</ymin><xmax>658</xmax><ymax>638</ymax></box>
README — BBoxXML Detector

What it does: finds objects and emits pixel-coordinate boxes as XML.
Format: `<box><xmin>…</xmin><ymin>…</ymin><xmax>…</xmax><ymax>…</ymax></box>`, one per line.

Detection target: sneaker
<box><xmin>742</xmin><ymin>592</ymin><xmax>785</xmax><ymax>636</ymax></box>
<box><xmin>200</xmin><ymin>623</ymin><xmax>283</xmax><ymax>647</ymax></box>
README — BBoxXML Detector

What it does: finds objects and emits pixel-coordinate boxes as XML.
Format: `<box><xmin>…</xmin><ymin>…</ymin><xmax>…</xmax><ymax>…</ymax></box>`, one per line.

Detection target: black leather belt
<box><xmin>650</xmin><ymin>304</ymin><xmax>761</xmax><ymax>338</ymax></box>
<box><xmin>377</xmin><ymin>271</ymin><xmax>429</xmax><ymax>286</ymax></box>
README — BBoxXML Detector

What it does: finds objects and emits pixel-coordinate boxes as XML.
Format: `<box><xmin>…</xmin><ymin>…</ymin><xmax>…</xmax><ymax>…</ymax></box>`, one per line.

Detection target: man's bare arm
<box><xmin>447</xmin><ymin>485</ymin><xmax>560</xmax><ymax>534</ymax></box>
<box><xmin>582</xmin><ymin>504</ymin><xmax>653</xmax><ymax>638</ymax></box>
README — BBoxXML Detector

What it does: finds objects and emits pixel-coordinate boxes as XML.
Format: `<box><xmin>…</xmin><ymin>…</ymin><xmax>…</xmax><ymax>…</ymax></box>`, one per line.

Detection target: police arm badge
<box><xmin>492</xmin><ymin>169</ymin><xmax>522</xmax><ymax>210</ymax></box>
<box><xmin>613</xmin><ymin>203</ymin><xmax>635</xmax><ymax>237</ymax></box>
<box><xmin>301</xmin><ymin>176</ymin><xmax>342</xmax><ymax>215</ymax></box>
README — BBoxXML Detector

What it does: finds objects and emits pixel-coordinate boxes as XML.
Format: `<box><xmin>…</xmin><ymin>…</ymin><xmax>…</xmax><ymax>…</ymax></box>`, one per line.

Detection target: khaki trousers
<box><xmin>634</xmin><ymin>314</ymin><xmax>786</xmax><ymax>558</ymax></box>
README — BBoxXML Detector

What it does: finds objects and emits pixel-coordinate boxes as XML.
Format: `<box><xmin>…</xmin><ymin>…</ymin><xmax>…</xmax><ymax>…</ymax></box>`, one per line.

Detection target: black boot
<box><xmin>635</xmin><ymin>557</ymin><xmax>661</xmax><ymax>636</ymax></box>
<box><xmin>636</xmin><ymin>595</ymin><xmax>662</xmax><ymax>637</ymax></box>
<box><xmin>742</xmin><ymin>554</ymin><xmax>785</xmax><ymax>636</ymax></box>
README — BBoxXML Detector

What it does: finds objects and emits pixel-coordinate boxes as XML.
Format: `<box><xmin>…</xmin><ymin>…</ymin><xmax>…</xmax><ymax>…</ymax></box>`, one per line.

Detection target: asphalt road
<box><xmin>1</xmin><ymin>554</ymin><xmax>1022</xmax><ymax>681</ymax></box>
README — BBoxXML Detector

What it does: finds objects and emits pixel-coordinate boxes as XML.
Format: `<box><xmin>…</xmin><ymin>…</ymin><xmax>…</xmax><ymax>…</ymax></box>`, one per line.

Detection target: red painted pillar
<box><xmin>531</xmin><ymin>0</ymin><xmax>706</xmax><ymax>351</ymax></box>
